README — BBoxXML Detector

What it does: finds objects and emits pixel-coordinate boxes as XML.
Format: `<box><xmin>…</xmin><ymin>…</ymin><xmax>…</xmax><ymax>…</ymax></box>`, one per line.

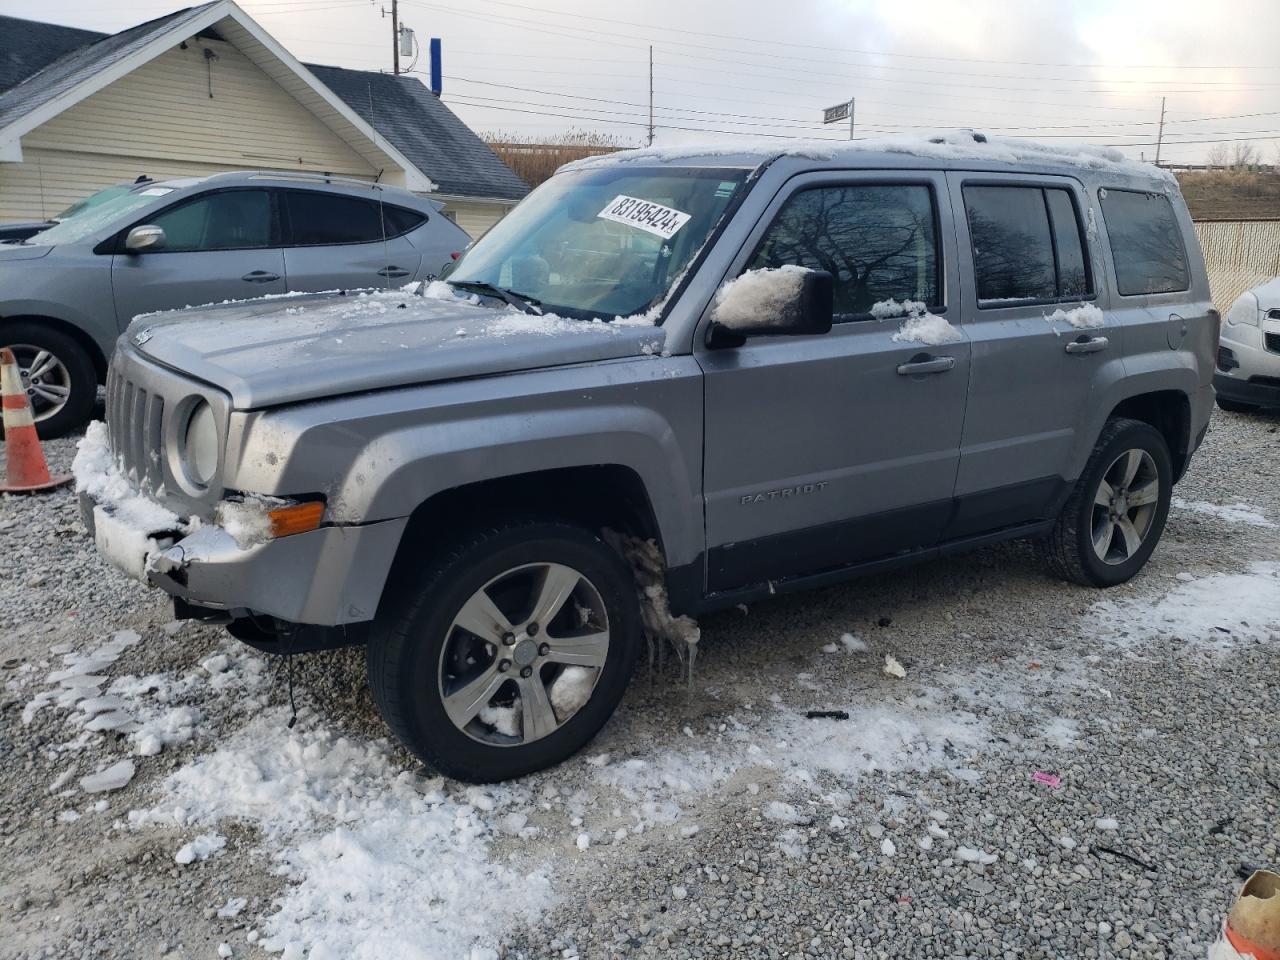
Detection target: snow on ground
<box><xmin>1172</xmin><ymin>497</ymin><xmax>1276</xmax><ymax>528</ymax></box>
<box><xmin>1089</xmin><ymin>561</ymin><xmax>1280</xmax><ymax>649</ymax></box>
<box><xmin>130</xmin><ymin>710</ymin><xmax>553</xmax><ymax>960</ymax></box>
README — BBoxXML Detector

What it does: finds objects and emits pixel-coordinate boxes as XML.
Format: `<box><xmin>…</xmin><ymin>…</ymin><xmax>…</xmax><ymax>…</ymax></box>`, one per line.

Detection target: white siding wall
<box><xmin>444</xmin><ymin>199</ymin><xmax>512</xmax><ymax>240</ymax></box>
<box><xmin>0</xmin><ymin>37</ymin><xmax>378</xmax><ymax>220</ymax></box>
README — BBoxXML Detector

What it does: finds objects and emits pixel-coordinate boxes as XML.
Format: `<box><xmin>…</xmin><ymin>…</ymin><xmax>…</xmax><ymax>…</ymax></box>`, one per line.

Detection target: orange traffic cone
<box><xmin>1</xmin><ymin>347</ymin><xmax>72</xmax><ymax>494</ymax></box>
<box><xmin>1223</xmin><ymin>870</ymin><xmax>1280</xmax><ymax>960</ymax></box>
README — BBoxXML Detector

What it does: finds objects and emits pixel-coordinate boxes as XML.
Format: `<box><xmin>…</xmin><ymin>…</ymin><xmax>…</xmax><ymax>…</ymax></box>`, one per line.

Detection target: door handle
<box><xmin>896</xmin><ymin>355</ymin><xmax>956</xmax><ymax>376</ymax></box>
<box><xmin>1065</xmin><ymin>335</ymin><xmax>1109</xmax><ymax>355</ymax></box>
<box><xmin>377</xmin><ymin>266</ymin><xmax>411</xmax><ymax>278</ymax></box>
<box><xmin>241</xmin><ymin>270</ymin><xmax>280</xmax><ymax>283</ymax></box>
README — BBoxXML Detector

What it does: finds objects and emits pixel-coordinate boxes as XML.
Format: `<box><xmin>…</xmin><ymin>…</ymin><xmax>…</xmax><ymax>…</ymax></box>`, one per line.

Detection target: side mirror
<box><xmin>707</xmin><ymin>268</ymin><xmax>833</xmax><ymax>348</ymax></box>
<box><xmin>124</xmin><ymin>224</ymin><xmax>166</xmax><ymax>253</ymax></box>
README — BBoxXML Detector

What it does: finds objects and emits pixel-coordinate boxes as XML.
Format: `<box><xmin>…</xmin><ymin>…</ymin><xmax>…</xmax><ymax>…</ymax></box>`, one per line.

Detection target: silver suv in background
<box><xmin>1216</xmin><ymin>278</ymin><xmax>1280</xmax><ymax>412</ymax></box>
<box><xmin>0</xmin><ymin>172</ymin><xmax>471</xmax><ymax>437</ymax></box>
<box><xmin>77</xmin><ymin>134</ymin><xmax>1216</xmax><ymax>781</ymax></box>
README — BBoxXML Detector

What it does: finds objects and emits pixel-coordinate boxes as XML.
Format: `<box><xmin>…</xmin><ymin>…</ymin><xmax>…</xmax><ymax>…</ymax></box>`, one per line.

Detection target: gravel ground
<box><xmin>2</xmin><ymin>408</ymin><xmax>1278</xmax><ymax>960</ymax></box>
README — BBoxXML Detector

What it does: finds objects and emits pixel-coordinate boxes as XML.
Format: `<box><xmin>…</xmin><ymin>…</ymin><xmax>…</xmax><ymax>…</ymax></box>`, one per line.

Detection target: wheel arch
<box><xmin>378</xmin><ymin>464</ymin><xmax>666</xmax><ymax>614</ymax></box>
<box><xmin>0</xmin><ymin>314</ymin><xmax>110</xmax><ymax>384</ymax></box>
<box><xmin>1106</xmin><ymin>390</ymin><xmax>1192</xmax><ymax>481</ymax></box>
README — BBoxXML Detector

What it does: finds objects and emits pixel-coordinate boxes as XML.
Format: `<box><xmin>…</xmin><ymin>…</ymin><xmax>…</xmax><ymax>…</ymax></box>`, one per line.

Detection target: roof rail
<box><xmin>239</xmin><ymin>171</ymin><xmax>386</xmax><ymax>190</ymax></box>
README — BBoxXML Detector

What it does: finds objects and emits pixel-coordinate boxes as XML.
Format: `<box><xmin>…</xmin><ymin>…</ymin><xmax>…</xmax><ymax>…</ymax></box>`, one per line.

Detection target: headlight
<box><xmin>182</xmin><ymin>400</ymin><xmax>219</xmax><ymax>485</ymax></box>
<box><xmin>1226</xmin><ymin>292</ymin><xmax>1260</xmax><ymax>327</ymax></box>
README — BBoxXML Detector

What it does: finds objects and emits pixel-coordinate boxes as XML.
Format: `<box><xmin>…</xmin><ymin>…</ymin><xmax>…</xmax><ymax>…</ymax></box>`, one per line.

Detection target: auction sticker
<box><xmin>597</xmin><ymin>195</ymin><xmax>691</xmax><ymax>240</ymax></box>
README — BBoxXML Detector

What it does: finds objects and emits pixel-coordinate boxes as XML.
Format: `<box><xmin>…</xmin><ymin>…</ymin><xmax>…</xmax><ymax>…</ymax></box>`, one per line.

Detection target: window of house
<box><xmin>749</xmin><ymin>184</ymin><xmax>941</xmax><ymax>319</ymax></box>
<box><xmin>150</xmin><ymin>190</ymin><xmax>272</xmax><ymax>251</ymax></box>
<box><xmin>1098</xmin><ymin>188</ymin><xmax>1190</xmax><ymax>295</ymax></box>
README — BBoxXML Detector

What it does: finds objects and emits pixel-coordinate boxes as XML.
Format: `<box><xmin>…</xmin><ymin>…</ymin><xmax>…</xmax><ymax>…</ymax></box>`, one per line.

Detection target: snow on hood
<box><xmin>564</xmin><ymin>130</ymin><xmax>1174</xmax><ymax>185</ymax></box>
<box><xmin>127</xmin><ymin>287</ymin><xmax>667</xmax><ymax>410</ymax></box>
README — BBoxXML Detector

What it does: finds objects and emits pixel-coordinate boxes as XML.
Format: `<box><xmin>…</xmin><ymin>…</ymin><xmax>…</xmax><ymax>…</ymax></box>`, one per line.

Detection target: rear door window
<box><xmin>1098</xmin><ymin>188</ymin><xmax>1190</xmax><ymax>295</ymax></box>
<box><xmin>750</xmin><ymin>183</ymin><xmax>942</xmax><ymax>320</ymax></box>
<box><xmin>964</xmin><ymin>185</ymin><xmax>1093</xmax><ymax>305</ymax></box>
<box><xmin>283</xmin><ymin>191</ymin><xmax>387</xmax><ymax>246</ymax></box>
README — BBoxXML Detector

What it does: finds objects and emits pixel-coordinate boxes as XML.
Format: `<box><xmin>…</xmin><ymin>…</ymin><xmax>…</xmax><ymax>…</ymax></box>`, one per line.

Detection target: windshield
<box><xmin>447</xmin><ymin>165</ymin><xmax>749</xmax><ymax>320</ymax></box>
<box><xmin>54</xmin><ymin>184</ymin><xmax>136</xmax><ymax>221</ymax></box>
<box><xmin>28</xmin><ymin>186</ymin><xmax>175</xmax><ymax>247</ymax></box>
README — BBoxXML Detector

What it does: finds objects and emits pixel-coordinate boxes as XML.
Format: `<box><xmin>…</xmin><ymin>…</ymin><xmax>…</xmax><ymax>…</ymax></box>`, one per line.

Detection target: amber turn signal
<box><xmin>268</xmin><ymin>501</ymin><xmax>325</xmax><ymax>538</ymax></box>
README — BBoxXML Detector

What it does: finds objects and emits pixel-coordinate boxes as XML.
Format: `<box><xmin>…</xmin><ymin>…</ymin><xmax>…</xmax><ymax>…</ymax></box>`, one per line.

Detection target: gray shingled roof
<box><xmin>0</xmin><ymin>16</ymin><xmax>105</xmax><ymax>95</ymax></box>
<box><xmin>307</xmin><ymin>64</ymin><xmax>529</xmax><ymax>202</ymax></box>
<box><xmin>0</xmin><ymin>5</ymin><xmax>218</xmax><ymax>135</ymax></box>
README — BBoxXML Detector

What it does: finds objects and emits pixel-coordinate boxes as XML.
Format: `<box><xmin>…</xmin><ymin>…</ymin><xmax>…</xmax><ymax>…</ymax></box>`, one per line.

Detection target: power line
<box><xmin>416</xmin><ymin>0</ymin><xmax>1280</xmax><ymax>73</ymax></box>
<box><xmin>406</xmin><ymin>1</ymin><xmax>1280</xmax><ymax>96</ymax></box>
<box><xmin>445</xmin><ymin>75</ymin><xmax>1280</xmax><ymax>139</ymax></box>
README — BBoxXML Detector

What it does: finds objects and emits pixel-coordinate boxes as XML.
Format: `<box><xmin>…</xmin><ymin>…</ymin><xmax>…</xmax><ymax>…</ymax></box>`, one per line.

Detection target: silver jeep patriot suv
<box><xmin>79</xmin><ymin>133</ymin><xmax>1217</xmax><ymax>782</ymax></box>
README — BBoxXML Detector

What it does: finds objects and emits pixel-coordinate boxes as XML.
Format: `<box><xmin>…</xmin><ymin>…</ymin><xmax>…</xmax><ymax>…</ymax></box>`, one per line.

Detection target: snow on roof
<box><xmin>561</xmin><ymin>130</ymin><xmax>1175</xmax><ymax>185</ymax></box>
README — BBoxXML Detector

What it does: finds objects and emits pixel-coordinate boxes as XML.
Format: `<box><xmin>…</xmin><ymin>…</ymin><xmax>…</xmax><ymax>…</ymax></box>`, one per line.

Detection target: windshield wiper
<box><xmin>447</xmin><ymin>279</ymin><xmax>543</xmax><ymax>315</ymax></box>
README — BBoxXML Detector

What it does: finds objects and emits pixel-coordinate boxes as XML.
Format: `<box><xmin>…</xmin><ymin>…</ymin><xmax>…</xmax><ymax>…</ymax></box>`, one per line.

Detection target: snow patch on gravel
<box><xmin>130</xmin><ymin>711</ymin><xmax>552</xmax><ymax>959</ymax></box>
<box><xmin>1089</xmin><ymin>562</ymin><xmax>1280</xmax><ymax>648</ymax></box>
<box><xmin>1172</xmin><ymin>498</ymin><xmax>1276</xmax><ymax>528</ymax></box>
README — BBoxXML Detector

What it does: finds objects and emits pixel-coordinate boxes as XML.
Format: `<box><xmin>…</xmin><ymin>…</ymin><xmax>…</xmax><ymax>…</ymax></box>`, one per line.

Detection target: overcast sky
<box><xmin>5</xmin><ymin>0</ymin><xmax>1279</xmax><ymax>163</ymax></box>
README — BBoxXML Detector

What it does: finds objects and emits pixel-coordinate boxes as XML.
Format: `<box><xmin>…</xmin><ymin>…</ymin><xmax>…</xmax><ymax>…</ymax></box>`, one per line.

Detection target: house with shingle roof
<box><xmin>0</xmin><ymin>2</ymin><xmax>528</xmax><ymax>237</ymax></box>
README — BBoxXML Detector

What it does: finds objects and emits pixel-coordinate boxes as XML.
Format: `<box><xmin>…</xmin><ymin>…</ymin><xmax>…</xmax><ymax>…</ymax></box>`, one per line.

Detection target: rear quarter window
<box><xmin>1098</xmin><ymin>188</ymin><xmax>1190</xmax><ymax>296</ymax></box>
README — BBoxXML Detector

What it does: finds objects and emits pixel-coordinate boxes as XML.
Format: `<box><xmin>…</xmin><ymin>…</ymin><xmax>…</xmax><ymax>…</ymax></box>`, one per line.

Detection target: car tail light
<box><xmin>450</xmin><ymin>251</ymin><xmax>461</xmax><ymax>260</ymax></box>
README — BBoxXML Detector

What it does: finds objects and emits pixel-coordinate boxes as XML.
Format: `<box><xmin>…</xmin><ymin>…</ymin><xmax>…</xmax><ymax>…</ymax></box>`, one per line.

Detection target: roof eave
<box><xmin>0</xmin><ymin>1</ymin><xmax>437</xmax><ymax>192</ymax></box>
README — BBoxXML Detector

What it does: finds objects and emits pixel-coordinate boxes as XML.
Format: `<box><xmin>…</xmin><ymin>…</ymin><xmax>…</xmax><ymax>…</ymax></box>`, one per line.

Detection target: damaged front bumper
<box><xmin>79</xmin><ymin>492</ymin><xmax>407</xmax><ymax>626</ymax></box>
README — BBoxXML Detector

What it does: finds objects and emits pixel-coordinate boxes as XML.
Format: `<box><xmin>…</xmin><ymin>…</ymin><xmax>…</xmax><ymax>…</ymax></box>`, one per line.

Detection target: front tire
<box><xmin>367</xmin><ymin>520</ymin><xmax>642</xmax><ymax>782</ymax></box>
<box><xmin>1038</xmin><ymin>417</ymin><xmax>1172</xmax><ymax>588</ymax></box>
<box><xmin>0</xmin><ymin>322</ymin><xmax>97</xmax><ymax>440</ymax></box>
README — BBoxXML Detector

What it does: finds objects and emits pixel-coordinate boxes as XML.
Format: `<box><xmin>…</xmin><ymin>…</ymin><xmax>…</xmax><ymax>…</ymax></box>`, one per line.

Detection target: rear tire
<box><xmin>0</xmin><ymin>322</ymin><xmax>97</xmax><ymax>440</ymax></box>
<box><xmin>1037</xmin><ymin>417</ymin><xmax>1172</xmax><ymax>588</ymax></box>
<box><xmin>1216</xmin><ymin>397</ymin><xmax>1260</xmax><ymax>414</ymax></box>
<box><xmin>367</xmin><ymin>520</ymin><xmax>642</xmax><ymax>782</ymax></box>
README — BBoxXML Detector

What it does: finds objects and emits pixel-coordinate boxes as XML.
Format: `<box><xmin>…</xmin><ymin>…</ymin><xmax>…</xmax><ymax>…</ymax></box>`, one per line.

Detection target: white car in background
<box><xmin>1216</xmin><ymin>279</ymin><xmax>1280</xmax><ymax>412</ymax></box>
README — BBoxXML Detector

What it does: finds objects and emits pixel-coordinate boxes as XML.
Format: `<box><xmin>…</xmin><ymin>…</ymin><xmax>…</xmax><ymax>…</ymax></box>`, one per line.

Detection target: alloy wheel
<box><xmin>8</xmin><ymin>343</ymin><xmax>72</xmax><ymax>422</ymax></box>
<box><xmin>1090</xmin><ymin>448</ymin><xmax>1160</xmax><ymax>565</ymax></box>
<box><xmin>438</xmin><ymin>562</ymin><xmax>610</xmax><ymax>746</ymax></box>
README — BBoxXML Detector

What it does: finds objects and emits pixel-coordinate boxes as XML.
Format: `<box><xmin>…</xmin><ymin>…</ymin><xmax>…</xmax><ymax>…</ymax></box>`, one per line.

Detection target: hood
<box><xmin>1248</xmin><ymin>276</ymin><xmax>1280</xmax><ymax>309</ymax></box>
<box><xmin>0</xmin><ymin>243</ymin><xmax>55</xmax><ymax>262</ymax></box>
<box><xmin>128</xmin><ymin>289</ymin><xmax>667</xmax><ymax>409</ymax></box>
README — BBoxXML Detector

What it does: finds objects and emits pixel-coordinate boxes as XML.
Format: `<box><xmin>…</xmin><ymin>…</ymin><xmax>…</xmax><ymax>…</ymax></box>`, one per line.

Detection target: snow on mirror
<box><xmin>712</xmin><ymin>265</ymin><xmax>813</xmax><ymax>331</ymax></box>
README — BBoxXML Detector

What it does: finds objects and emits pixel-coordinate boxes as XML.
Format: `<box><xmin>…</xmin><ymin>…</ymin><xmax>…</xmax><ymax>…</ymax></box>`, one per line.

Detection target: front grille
<box><xmin>105</xmin><ymin>367</ymin><xmax>165</xmax><ymax>490</ymax></box>
<box><xmin>1265</xmin><ymin>332</ymin><xmax>1280</xmax><ymax>354</ymax></box>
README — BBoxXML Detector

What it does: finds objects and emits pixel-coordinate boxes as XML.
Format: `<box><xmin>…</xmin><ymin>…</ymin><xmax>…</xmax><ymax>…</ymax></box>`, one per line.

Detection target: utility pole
<box><xmin>647</xmin><ymin>45</ymin><xmax>654</xmax><ymax>146</ymax></box>
<box><xmin>390</xmin><ymin>0</ymin><xmax>400</xmax><ymax>75</ymax></box>
<box><xmin>1154</xmin><ymin>96</ymin><xmax>1166</xmax><ymax>166</ymax></box>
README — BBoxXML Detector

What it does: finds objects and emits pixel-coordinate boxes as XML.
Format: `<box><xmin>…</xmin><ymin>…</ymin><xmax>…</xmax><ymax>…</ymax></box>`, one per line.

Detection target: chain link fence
<box><xmin>1193</xmin><ymin>219</ymin><xmax>1280</xmax><ymax>310</ymax></box>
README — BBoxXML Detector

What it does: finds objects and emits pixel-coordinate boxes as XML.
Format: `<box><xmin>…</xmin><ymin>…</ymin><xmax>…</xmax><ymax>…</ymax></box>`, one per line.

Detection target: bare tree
<box><xmin>1207</xmin><ymin>142</ymin><xmax>1260</xmax><ymax>170</ymax></box>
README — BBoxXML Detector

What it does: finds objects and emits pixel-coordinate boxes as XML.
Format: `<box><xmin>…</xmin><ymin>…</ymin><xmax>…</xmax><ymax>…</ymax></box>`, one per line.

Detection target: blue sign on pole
<box><xmin>429</xmin><ymin>38</ymin><xmax>442</xmax><ymax>94</ymax></box>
